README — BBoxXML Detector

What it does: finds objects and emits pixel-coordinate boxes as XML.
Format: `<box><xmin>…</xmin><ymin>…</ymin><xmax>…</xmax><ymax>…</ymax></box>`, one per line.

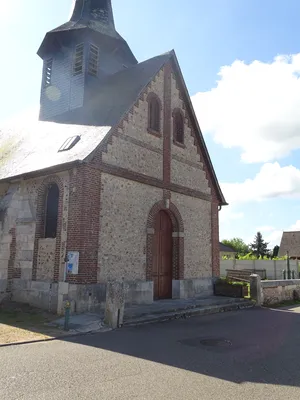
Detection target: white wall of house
<box><xmin>220</xmin><ymin>259</ymin><xmax>300</xmax><ymax>280</ymax></box>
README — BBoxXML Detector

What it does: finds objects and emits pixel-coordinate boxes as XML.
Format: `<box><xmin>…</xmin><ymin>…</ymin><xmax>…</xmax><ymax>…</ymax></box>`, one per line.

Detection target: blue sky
<box><xmin>1</xmin><ymin>0</ymin><xmax>300</xmax><ymax>248</ymax></box>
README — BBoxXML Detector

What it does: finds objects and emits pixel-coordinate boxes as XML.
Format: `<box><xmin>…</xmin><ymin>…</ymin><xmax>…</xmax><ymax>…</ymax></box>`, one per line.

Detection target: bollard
<box><xmin>292</xmin><ymin>270</ymin><xmax>295</xmax><ymax>279</ymax></box>
<box><xmin>282</xmin><ymin>270</ymin><xmax>286</xmax><ymax>280</ymax></box>
<box><xmin>64</xmin><ymin>301</ymin><xmax>71</xmax><ymax>331</ymax></box>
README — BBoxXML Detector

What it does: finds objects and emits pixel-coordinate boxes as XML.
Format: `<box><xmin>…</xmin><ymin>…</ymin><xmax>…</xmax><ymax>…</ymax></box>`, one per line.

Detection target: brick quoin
<box><xmin>163</xmin><ymin>62</ymin><xmax>172</xmax><ymax>184</ymax></box>
<box><xmin>66</xmin><ymin>164</ymin><xmax>101</xmax><ymax>284</ymax></box>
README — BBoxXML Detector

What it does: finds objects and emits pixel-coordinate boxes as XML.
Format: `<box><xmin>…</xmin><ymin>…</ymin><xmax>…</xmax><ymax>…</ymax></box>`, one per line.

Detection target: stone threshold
<box><xmin>123</xmin><ymin>296</ymin><xmax>254</xmax><ymax>327</ymax></box>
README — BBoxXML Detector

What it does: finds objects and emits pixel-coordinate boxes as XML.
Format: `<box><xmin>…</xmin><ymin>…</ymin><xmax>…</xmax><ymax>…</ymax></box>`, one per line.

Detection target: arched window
<box><xmin>173</xmin><ymin>111</ymin><xmax>184</xmax><ymax>144</ymax></box>
<box><xmin>148</xmin><ymin>96</ymin><xmax>160</xmax><ymax>132</ymax></box>
<box><xmin>45</xmin><ymin>184</ymin><xmax>59</xmax><ymax>238</ymax></box>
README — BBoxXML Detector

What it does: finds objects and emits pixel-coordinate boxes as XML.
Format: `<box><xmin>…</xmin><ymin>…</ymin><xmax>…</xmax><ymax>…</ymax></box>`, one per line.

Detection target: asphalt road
<box><xmin>1</xmin><ymin>307</ymin><xmax>300</xmax><ymax>400</ymax></box>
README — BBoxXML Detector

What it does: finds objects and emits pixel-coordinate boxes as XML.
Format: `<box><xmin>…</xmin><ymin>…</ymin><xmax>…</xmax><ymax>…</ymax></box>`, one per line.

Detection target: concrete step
<box><xmin>123</xmin><ymin>299</ymin><xmax>254</xmax><ymax>327</ymax></box>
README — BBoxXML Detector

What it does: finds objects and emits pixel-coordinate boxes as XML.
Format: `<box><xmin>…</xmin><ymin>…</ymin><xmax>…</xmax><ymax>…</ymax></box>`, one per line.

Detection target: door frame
<box><xmin>146</xmin><ymin>200</ymin><xmax>184</xmax><ymax>299</ymax></box>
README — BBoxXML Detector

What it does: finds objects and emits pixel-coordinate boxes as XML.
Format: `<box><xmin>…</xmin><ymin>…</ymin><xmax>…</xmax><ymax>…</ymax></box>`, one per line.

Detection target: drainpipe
<box><xmin>287</xmin><ymin>251</ymin><xmax>291</xmax><ymax>280</ymax></box>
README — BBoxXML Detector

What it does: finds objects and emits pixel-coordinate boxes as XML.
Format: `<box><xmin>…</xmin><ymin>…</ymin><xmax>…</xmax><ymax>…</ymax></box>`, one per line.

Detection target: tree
<box><xmin>249</xmin><ymin>232</ymin><xmax>270</xmax><ymax>258</ymax></box>
<box><xmin>221</xmin><ymin>238</ymin><xmax>249</xmax><ymax>256</ymax></box>
<box><xmin>272</xmin><ymin>245</ymin><xmax>279</xmax><ymax>258</ymax></box>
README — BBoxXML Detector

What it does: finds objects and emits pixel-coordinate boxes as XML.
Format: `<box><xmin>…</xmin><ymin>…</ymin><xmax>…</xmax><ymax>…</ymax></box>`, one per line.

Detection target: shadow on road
<box><xmin>2</xmin><ymin>303</ymin><xmax>300</xmax><ymax>388</ymax></box>
<box><xmin>60</xmin><ymin>307</ymin><xmax>300</xmax><ymax>388</ymax></box>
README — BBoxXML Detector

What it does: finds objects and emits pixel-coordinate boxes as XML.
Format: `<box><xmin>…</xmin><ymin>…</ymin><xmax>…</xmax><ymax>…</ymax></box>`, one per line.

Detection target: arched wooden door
<box><xmin>152</xmin><ymin>211</ymin><xmax>173</xmax><ymax>300</ymax></box>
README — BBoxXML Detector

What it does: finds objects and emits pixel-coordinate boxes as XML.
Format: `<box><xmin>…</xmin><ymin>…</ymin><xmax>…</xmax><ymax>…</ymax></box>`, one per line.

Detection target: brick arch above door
<box><xmin>146</xmin><ymin>200</ymin><xmax>184</xmax><ymax>281</ymax></box>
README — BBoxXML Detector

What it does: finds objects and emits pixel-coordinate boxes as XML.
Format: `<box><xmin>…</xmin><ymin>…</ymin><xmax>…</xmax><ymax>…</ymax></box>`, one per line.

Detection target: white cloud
<box><xmin>265</xmin><ymin>230</ymin><xmax>283</xmax><ymax>247</ymax></box>
<box><xmin>259</xmin><ymin>221</ymin><xmax>300</xmax><ymax>248</ymax></box>
<box><xmin>192</xmin><ymin>53</ymin><xmax>300</xmax><ymax>163</ymax></box>
<box><xmin>219</xmin><ymin>207</ymin><xmax>243</xmax><ymax>224</ymax></box>
<box><xmin>287</xmin><ymin>220</ymin><xmax>300</xmax><ymax>231</ymax></box>
<box><xmin>256</xmin><ymin>226</ymin><xmax>275</xmax><ymax>232</ymax></box>
<box><xmin>221</xmin><ymin>162</ymin><xmax>300</xmax><ymax>204</ymax></box>
<box><xmin>0</xmin><ymin>0</ymin><xmax>23</xmax><ymax>19</ymax></box>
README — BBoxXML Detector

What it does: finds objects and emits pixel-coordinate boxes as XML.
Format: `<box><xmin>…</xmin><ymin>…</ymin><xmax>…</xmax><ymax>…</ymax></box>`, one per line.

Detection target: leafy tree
<box><xmin>249</xmin><ymin>232</ymin><xmax>270</xmax><ymax>258</ymax></box>
<box><xmin>272</xmin><ymin>245</ymin><xmax>279</xmax><ymax>258</ymax></box>
<box><xmin>221</xmin><ymin>238</ymin><xmax>249</xmax><ymax>256</ymax></box>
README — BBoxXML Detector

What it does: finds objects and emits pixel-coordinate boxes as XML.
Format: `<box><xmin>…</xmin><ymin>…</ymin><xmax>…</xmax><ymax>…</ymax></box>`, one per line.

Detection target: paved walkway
<box><xmin>50</xmin><ymin>296</ymin><xmax>252</xmax><ymax>331</ymax></box>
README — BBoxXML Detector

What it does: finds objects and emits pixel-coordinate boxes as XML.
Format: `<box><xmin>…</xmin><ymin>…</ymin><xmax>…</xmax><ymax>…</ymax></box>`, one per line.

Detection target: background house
<box><xmin>278</xmin><ymin>231</ymin><xmax>300</xmax><ymax>259</ymax></box>
<box><xmin>219</xmin><ymin>242</ymin><xmax>237</xmax><ymax>259</ymax></box>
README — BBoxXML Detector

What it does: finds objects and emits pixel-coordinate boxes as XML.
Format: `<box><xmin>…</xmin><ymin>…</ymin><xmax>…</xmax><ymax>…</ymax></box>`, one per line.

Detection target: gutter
<box><xmin>0</xmin><ymin>160</ymin><xmax>83</xmax><ymax>184</ymax></box>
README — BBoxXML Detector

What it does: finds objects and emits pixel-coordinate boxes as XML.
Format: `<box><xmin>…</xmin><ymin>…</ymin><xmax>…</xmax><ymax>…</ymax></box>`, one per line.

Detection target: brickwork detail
<box><xmin>163</xmin><ymin>62</ymin><xmax>172</xmax><ymax>184</ymax></box>
<box><xmin>67</xmin><ymin>165</ymin><xmax>101</xmax><ymax>284</ymax></box>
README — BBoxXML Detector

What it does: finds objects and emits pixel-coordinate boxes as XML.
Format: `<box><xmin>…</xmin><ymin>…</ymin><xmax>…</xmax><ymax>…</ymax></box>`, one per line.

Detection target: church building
<box><xmin>0</xmin><ymin>0</ymin><xmax>227</xmax><ymax>313</ymax></box>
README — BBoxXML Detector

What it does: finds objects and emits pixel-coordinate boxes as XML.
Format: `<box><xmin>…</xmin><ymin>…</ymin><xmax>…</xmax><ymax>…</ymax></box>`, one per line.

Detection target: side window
<box><xmin>44</xmin><ymin>184</ymin><xmax>59</xmax><ymax>239</ymax></box>
<box><xmin>173</xmin><ymin>111</ymin><xmax>184</xmax><ymax>144</ymax></box>
<box><xmin>148</xmin><ymin>94</ymin><xmax>161</xmax><ymax>133</ymax></box>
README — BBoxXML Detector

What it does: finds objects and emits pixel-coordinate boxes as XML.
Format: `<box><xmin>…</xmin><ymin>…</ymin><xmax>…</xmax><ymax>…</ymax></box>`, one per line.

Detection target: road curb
<box><xmin>123</xmin><ymin>300</ymin><xmax>254</xmax><ymax>327</ymax></box>
<box><xmin>0</xmin><ymin>330</ymin><xmax>103</xmax><ymax>349</ymax></box>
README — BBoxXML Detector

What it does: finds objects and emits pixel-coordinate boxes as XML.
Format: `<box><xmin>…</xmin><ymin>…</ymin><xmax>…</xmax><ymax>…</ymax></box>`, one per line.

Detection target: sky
<box><xmin>1</xmin><ymin>0</ymin><xmax>300</xmax><ymax>248</ymax></box>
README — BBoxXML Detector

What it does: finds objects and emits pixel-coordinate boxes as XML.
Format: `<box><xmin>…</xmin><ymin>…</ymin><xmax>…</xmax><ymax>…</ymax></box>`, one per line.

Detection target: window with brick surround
<box><xmin>173</xmin><ymin>111</ymin><xmax>184</xmax><ymax>144</ymax></box>
<box><xmin>148</xmin><ymin>96</ymin><xmax>160</xmax><ymax>132</ymax></box>
<box><xmin>44</xmin><ymin>58</ymin><xmax>53</xmax><ymax>87</ymax></box>
<box><xmin>45</xmin><ymin>184</ymin><xmax>59</xmax><ymax>238</ymax></box>
<box><xmin>73</xmin><ymin>43</ymin><xmax>84</xmax><ymax>76</ymax></box>
<box><xmin>88</xmin><ymin>44</ymin><xmax>99</xmax><ymax>76</ymax></box>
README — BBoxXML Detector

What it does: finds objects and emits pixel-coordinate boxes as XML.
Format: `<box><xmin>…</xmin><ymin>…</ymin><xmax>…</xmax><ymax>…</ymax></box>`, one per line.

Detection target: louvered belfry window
<box><xmin>44</xmin><ymin>59</ymin><xmax>53</xmax><ymax>87</ymax></box>
<box><xmin>73</xmin><ymin>43</ymin><xmax>84</xmax><ymax>76</ymax></box>
<box><xmin>88</xmin><ymin>44</ymin><xmax>99</xmax><ymax>76</ymax></box>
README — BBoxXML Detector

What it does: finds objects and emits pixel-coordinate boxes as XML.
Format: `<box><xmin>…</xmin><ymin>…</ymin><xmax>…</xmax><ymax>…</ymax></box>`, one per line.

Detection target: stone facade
<box><xmin>172</xmin><ymin>192</ymin><xmax>211</xmax><ymax>280</ymax></box>
<box><xmin>0</xmin><ymin>172</ymin><xmax>69</xmax><ymax>304</ymax></box>
<box><xmin>99</xmin><ymin>173</ymin><xmax>163</xmax><ymax>282</ymax></box>
<box><xmin>261</xmin><ymin>280</ymin><xmax>300</xmax><ymax>306</ymax></box>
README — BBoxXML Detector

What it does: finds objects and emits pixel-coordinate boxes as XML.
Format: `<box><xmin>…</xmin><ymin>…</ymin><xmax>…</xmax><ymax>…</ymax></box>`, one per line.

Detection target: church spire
<box><xmin>70</xmin><ymin>0</ymin><xmax>115</xmax><ymax>30</ymax></box>
<box><xmin>38</xmin><ymin>0</ymin><xmax>137</xmax><ymax>123</ymax></box>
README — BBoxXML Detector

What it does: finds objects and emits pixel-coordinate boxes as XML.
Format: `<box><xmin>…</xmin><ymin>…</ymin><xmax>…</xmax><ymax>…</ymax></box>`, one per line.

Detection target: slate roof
<box><xmin>50</xmin><ymin>20</ymin><xmax>122</xmax><ymax>41</ymax></box>
<box><xmin>219</xmin><ymin>243</ymin><xmax>236</xmax><ymax>253</ymax></box>
<box><xmin>54</xmin><ymin>53</ymin><xmax>171</xmax><ymax>126</ymax></box>
<box><xmin>0</xmin><ymin>50</ymin><xmax>227</xmax><ymax>205</ymax></box>
<box><xmin>278</xmin><ymin>231</ymin><xmax>300</xmax><ymax>257</ymax></box>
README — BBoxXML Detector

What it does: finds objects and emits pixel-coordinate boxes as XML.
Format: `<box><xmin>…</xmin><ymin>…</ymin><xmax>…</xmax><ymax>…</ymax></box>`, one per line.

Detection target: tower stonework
<box><xmin>38</xmin><ymin>0</ymin><xmax>137</xmax><ymax>122</ymax></box>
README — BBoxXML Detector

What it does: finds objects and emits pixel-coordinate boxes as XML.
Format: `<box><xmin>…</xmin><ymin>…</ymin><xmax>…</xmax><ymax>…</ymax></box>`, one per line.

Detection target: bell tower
<box><xmin>38</xmin><ymin>0</ymin><xmax>137</xmax><ymax>122</ymax></box>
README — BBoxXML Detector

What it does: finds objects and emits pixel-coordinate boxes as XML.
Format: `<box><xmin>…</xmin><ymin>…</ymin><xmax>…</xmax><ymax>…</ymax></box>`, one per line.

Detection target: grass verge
<box><xmin>0</xmin><ymin>302</ymin><xmax>63</xmax><ymax>345</ymax></box>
